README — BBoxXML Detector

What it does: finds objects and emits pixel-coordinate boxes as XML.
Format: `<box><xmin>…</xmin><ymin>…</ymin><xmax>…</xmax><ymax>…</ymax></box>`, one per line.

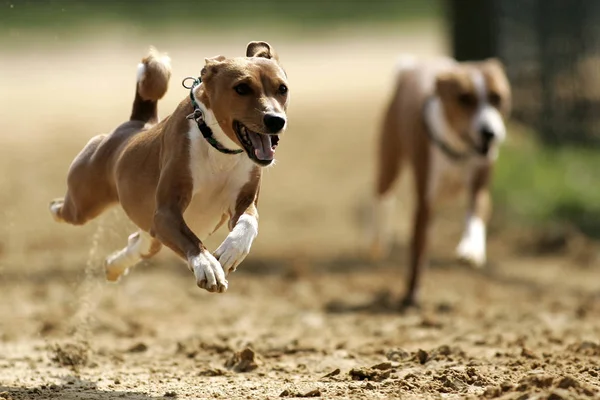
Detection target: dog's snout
<box><xmin>264</xmin><ymin>114</ymin><xmax>286</xmax><ymax>133</ymax></box>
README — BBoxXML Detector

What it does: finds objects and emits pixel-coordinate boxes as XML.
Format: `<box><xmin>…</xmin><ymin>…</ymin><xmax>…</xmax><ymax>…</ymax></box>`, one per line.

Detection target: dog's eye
<box><xmin>488</xmin><ymin>92</ymin><xmax>502</xmax><ymax>107</ymax></box>
<box><xmin>234</xmin><ymin>83</ymin><xmax>252</xmax><ymax>96</ymax></box>
<box><xmin>278</xmin><ymin>84</ymin><xmax>288</xmax><ymax>95</ymax></box>
<box><xmin>457</xmin><ymin>93</ymin><xmax>477</xmax><ymax>108</ymax></box>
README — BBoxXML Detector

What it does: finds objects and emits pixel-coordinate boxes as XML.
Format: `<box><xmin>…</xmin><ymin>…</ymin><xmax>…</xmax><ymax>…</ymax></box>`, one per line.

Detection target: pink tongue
<box><xmin>248</xmin><ymin>132</ymin><xmax>274</xmax><ymax>160</ymax></box>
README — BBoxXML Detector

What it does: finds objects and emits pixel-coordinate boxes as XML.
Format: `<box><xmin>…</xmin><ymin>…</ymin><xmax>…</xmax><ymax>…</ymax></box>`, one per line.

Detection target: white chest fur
<box><xmin>427</xmin><ymin>144</ymin><xmax>472</xmax><ymax>202</ymax></box>
<box><xmin>185</xmin><ymin>119</ymin><xmax>254</xmax><ymax>240</ymax></box>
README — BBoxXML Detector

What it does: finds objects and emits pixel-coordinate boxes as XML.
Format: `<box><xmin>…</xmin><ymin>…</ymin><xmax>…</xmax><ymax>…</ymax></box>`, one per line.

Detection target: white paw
<box><xmin>104</xmin><ymin>249</ymin><xmax>135</xmax><ymax>282</ymax></box>
<box><xmin>214</xmin><ymin>214</ymin><xmax>257</xmax><ymax>275</ymax></box>
<box><xmin>456</xmin><ymin>236</ymin><xmax>486</xmax><ymax>268</ymax></box>
<box><xmin>214</xmin><ymin>235</ymin><xmax>251</xmax><ymax>275</ymax></box>
<box><xmin>49</xmin><ymin>199</ymin><xmax>64</xmax><ymax>222</ymax></box>
<box><xmin>456</xmin><ymin>216</ymin><xmax>487</xmax><ymax>268</ymax></box>
<box><xmin>104</xmin><ymin>232</ymin><xmax>145</xmax><ymax>282</ymax></box>
<box><xmin>189</xmin><ymin>251</ymin><xmax>228</xmax><ymax>293</ymax></box>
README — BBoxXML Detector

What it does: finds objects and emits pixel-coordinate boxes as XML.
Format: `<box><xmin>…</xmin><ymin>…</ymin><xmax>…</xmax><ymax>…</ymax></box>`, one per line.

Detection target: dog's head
<box><xmin>435</xmin><ymin>58</ymin><xmax>511</xmax><ymax>158</ymax></box>
<box><xmin>198</xmin><ymin>41</ymin><xmax>289</xmax><ymax>166</ymax></box>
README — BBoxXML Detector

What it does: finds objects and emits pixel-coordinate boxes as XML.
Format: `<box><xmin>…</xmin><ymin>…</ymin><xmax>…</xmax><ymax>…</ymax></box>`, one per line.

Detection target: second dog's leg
<box><xmin>402</xmin><ymin>197</ymin><xmax>431</xmax><ymax>307</ymax></box>
<box><xmin>370</xmin><ymin>194</ymin><xmax>396</xmax><ymax>261</ymax></box>
<box><xmin>401</xmin><ymin>146</ymin><xmax>433</xmax><ymax>308</ymax></box>
<box><xmin>456</xmin><ymin>165</ymin><xmax>492</xmax><ymax>268</ymax></box>
<box><xmin>370</xmin><ymin>103</ymin><xmax>404</xmax><ymax>261</ymax></box>
<box><xmin>105</xmin><ymin>231</ymin><xmax>162</xmax><ymax>282</ymax></box>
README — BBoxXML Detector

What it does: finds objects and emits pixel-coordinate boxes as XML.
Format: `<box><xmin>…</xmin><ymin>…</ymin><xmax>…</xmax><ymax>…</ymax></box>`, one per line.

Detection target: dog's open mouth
<box><xmin>479</xmin><ymin>142</ymin><xmax>491</xmax><ymax>156</ymax></box>
<box><xmin>233</xmin><ymin>121</ymin><xmax>280</xmax><ymax>166</ymax></box>
<box><xmin>460</xmin><ymin>132</ymin><xmax>491</xmax><ymax>158</ymax></box>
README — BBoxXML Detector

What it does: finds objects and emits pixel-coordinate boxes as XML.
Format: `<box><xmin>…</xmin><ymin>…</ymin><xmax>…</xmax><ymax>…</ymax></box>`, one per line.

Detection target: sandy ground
<box><xmin>1</xmin><ymin>25</ymin><xmax>600</xmax><ymax>400</ymax></box>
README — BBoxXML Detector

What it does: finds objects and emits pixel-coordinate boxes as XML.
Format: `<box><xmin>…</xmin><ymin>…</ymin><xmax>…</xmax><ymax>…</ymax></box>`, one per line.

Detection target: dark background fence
<box><xmin>449</xmin><ymin>0</ymin><xmax>600</xmax><ymax>147</ymax></box>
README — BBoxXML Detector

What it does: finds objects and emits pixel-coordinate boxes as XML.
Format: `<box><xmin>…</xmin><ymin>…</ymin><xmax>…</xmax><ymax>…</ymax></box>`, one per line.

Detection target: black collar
<box><xmin>423</xmin><ymin>96</ymin><xmax>478</xmax><ymax>162</ymax></box>
<box><xmin>182</xmin><ymin>77</ymin><xmax>243</xmax><ymax>155</ymax></box>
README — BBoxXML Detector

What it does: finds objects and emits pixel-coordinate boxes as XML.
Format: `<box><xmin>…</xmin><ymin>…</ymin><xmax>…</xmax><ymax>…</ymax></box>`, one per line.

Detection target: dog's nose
<box><xmin>263</xmin><ymin>114</ymin><xmax>286</xmax><ymax>133</ymax></box>
<box><xmin>480</xmin><ymin>126</ymin><xmax>495</xmax><ymax>143</ymax></box>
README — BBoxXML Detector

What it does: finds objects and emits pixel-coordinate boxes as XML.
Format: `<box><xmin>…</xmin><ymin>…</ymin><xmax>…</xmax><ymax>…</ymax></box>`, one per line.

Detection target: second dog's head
<box><xmin>435</xmin><ymin>59</ymin><xmax>511</xmax><ymax>159</ymax></box>
<box><xmin>198</xmin><ymin>41</ymin><xmax>289</xmax><ymax>167</ymax></box>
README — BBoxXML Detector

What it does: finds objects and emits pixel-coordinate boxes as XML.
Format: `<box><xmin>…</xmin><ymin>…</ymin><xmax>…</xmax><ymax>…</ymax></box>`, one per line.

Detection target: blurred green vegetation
<box><xmin>0</xmin><ymin>0</ymin><xmax>443</xmax><ymax>35</ymax></box>
<box><xmin>493</xmin><ymin>124</ymin><xmax>600</xmax><ymax>239</ymax></box>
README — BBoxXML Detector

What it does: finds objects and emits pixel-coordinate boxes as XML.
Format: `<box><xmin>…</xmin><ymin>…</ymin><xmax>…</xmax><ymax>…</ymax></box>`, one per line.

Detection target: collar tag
<box><xmin>186</xmin><ymin>108</ymin><xmax>204</xmax><ymax>123</ymax></box>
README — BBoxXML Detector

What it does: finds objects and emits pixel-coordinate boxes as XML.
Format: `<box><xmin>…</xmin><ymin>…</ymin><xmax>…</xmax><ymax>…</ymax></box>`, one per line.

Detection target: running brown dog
<box><xmin>50</xmin><ymin>42</ymin><xmax>290</xmax><ymax>293</ymax></box>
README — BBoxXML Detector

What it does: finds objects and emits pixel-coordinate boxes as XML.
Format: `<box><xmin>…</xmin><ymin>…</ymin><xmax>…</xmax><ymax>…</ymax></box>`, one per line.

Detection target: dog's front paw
<box><xmin>214</xmin><ymin>215</ymin><xmax>257</xmax><ymax>275</ymax></box>
<box><xmin>457</xmin><ymin>217</ymin><xmax>487</xmax><ymax>268</ymax></box>
<box><xmin>188</xmin><ymin>251</ymin><xmax>228</xmax><ymax>293</ymax></box>
<box><xmin>456</xmin><ymin>236</ymin><xmax>486</xmax><ymax>268</ymax></box>
<box><xmin>214</xmin><ymin>236</ymin><xmax>252</xmax><ymax>275</ymax></box>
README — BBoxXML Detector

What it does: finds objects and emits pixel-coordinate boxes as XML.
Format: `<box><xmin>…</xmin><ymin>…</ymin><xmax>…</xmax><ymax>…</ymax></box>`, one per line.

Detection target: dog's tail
<box><xmin>130</xmin><ymin>47</ymin><xmax>172</xmax><ymax>124</ymax></box>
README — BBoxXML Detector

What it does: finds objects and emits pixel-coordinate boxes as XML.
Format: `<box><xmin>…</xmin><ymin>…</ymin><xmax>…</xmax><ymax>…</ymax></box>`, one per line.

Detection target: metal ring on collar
<box><xmin>182</xmin><ymin>76</ymin><xmax>200</xmax><ymax>90</ymax></box>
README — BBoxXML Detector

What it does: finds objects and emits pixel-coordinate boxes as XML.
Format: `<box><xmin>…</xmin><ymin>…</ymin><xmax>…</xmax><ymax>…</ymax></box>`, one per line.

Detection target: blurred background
<box><xmin>1</xmin><ymin>0</ymin><xmax>598</xmax><ymax>272</ymax></box>
<box><xmin>0</xmin><ymin>0</ymin><xmax>449</xmax><ymax>269</ymax></box>
<box><xmin>451</xmin><ymin>0</ymin><xmax>600</xmax><ymax>250</ymax></box>
<box><xmin>1</xmin><ymin>1</ymin><xmax>600</xmax><ymax>398</ymax></box>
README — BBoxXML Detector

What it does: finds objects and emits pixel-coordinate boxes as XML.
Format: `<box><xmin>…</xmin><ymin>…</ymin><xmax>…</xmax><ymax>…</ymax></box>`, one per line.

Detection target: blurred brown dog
<box><xmin>370</xmin><ymin>56</ymin><xmax>511</xmax><ymax>306</ymax></box>
<box><xmin>50</xmin><ymin>42</ymin><xmax>290</xmax><ymax>293</ymax></box>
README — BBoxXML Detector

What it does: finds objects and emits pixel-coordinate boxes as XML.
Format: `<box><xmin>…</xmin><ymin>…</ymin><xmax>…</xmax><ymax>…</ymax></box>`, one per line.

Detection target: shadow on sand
<box><xmin>0</xmin><ymin>375</ymin><xmax>170</xmax><ymax>400</ymax></box>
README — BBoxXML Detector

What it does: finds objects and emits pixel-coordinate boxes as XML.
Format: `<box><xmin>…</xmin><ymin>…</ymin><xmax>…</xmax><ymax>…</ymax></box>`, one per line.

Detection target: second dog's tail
<box><xmin>130</xmin><ymin>47</ymin><xmax>172</xmax><ymax>124</ymax></box>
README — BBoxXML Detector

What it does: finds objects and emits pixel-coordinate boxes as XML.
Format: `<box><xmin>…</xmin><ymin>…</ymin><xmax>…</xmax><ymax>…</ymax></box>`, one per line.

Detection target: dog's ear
<box><xmin>246</xmin><ymin>41</ymin><xmax>279</xmax><ymax>62</ymax></box>
<box><xmin>201</xmin><ymin>55</ymin><xmax>226</xmax><ymax>79</ymax></box>
<box><xmin>484</xmin><ymin>57</ymin><xmax>505</xmax><ymax>71</ymax></box>
<box><xmin>483</xmin><ymin>58</ymin><xmax>512</xmax><ymax>116</ymax></box>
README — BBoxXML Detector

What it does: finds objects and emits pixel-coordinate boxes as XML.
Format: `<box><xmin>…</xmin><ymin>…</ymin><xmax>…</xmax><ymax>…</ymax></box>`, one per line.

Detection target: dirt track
<box><xmin>1</xmin><ymin>255</ymin><xmax>600</xmax><ymax>400</ymax></box>
<box><xmin>1</xmin><ymin>27</ymin><xmax>600</xmax><ymax>400</ymax></box>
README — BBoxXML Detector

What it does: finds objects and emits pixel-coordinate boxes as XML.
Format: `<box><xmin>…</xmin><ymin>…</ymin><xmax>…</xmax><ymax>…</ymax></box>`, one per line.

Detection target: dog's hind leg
<box><xmin>370</xmin><ymin>101</ymin><xmax>404</xmax><ymax>261</ymax></box>
<box><xmin>105</xmin><ymin>231</ymin><xmax>162</xmax><ymax>282</ymax></box>
<box><xmin>50</xmin><ymin>135</ymin><xmax>115</xmax><ymax>225</ymax></box>
<box><xmin>370</xmin><ymin>192</ymin><xmax>396</xmax><ymax>261</ymax></box>
<box><xmin>50</xmin><ymin>192</ymin><xmax>110</xmax><ymax>226</ymax></box>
